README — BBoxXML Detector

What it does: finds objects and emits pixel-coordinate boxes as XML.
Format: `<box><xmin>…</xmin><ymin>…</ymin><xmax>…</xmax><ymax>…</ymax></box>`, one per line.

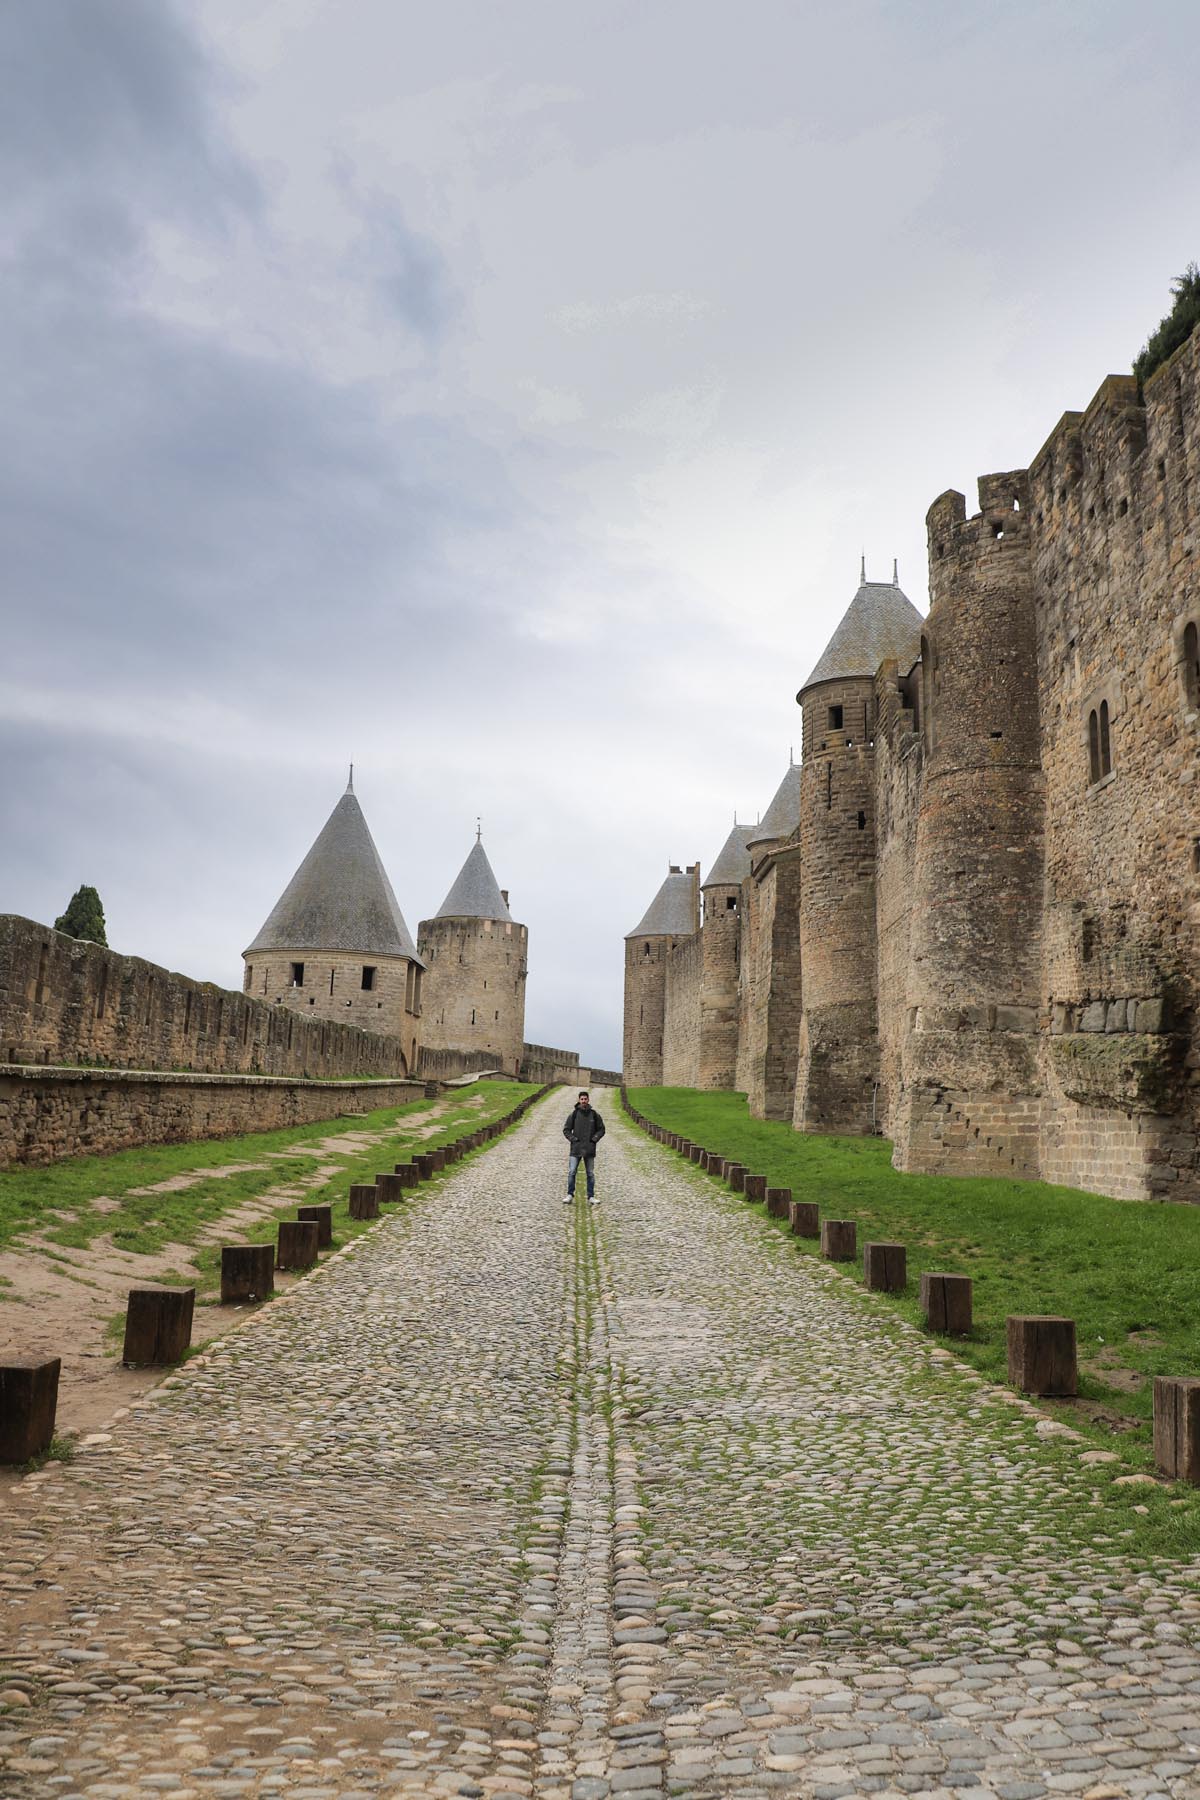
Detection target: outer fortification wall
<box><xmin>0</xmin><ymin>916</ymin><xmax>411</xmax><ymax>1080</ymax></box>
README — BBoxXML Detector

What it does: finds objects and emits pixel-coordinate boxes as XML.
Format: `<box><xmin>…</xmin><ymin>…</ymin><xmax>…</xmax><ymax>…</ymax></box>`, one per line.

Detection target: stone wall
<box><xmin>242</xmin><ymin>947</ymin><xmax>419</xmax><ymax>1065</ymax></box>
<box><xmin>417</xmin><ymin>915</ymin><xmax>528</xmax><ymax>1078</ymax></box>
<box><xmin>416</xmin><ymin>1045</ymin><xmax>504</xmax><ymax>1082</ymax></box>
<box><xmin>0</xmin><ymin>1065</ymin><xmax>424</xmax><ymax>1168</ymax></box>
<box><xmin>873</xmin><ymin>659</ymin><xmax>924</xmax><ymax>1138</ymax></box>
<box><xmin>743</xmin><ymin>842</ymin><xmax>803</xmax><ymax>1120</ymax></box>
<box><xmin>662</xmin><ymin>930</ymin><xmax>701</xmax><ymax>1088</ymax></box>
<box><xmin>698</xmin><ymin>889</ymin><xmax>742</xmax><ymax>1089</ymax></box>
<box><xmin>0</xmin><ymin>916</ymin><xmax>411</xmax><ymax>1081</ymax></box>
<box><xmin>623</xmin><ymin>935</ymin><xmax>669</xmax><ymax>1085</ymax></box>
<box><xmin>520</xmin><ymin>1042</ymin><xmax>583</xmax><ymax>1086</ymax></box>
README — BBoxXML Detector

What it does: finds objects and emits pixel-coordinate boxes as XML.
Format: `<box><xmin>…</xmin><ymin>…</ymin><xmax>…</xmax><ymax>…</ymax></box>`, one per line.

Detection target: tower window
<box><xmin>290</xmin><ymin>962</ymin><xmax>304</xmax><ymax>987</ymax></box>
<box><xmin>826</xmin><ymin>764</ymin><xmax>833</xmax><ymax>810</ymax></box>
<box><xmin>857</xmin><ymin>811</ymin><xmax>866</xmax><ymax>830</ymax></box>
<box><xmin>828</xmin><ymin>704</ymin><xmax>843</xmax><ymax>730</ymax></box>
<box><xmin>1087</xmin><ymin>699</ymin><xmax>1113</xmax><ymax>785</ymax></box>
<box><xmin>361</xmin><ymin>966</ymin><xmax>376</xmax><ymax>991</ymax></box>
<box><xmin>329</xmin><ymin>967</ymin><xmax>335</xmax><ymax>995</ymax></box>
<box><xmin>726</xmin><ymin>895</ymin><xmax>737</xmax><ymax>910</ymax></box>
<box><xmin>244</xmin><ymin>965</ymin><xmax>253</xmax><ymax>992</ymax></box>
<box><xmin>1183</xmin><ymin>619</ymin><xmax>1199</xmax><ymax>712</ymax></box>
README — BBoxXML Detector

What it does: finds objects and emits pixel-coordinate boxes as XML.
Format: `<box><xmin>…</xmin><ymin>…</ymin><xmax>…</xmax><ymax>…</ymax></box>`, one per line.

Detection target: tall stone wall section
<box><xmin>743</xmin><ymin>843</ymin><xmax>803</xmax><ymax>1120</ymax></box>
<box><xmin>520</xmin><ymin>1042</ymin><xmax>583</xmax><ymax>1086</ymax></box>
<box><xmin>623</xmin><ymin>936</ymin><xmax>669</xmax><ymax>1086</ymax></box>
<box><xmin>418</xmin><ymin>916</ymin><xmax>528</xmax><ymax>1078</ymax></box>
<box><xmin>662</xmin><ymin>931</ymin><xmax>701</xmax><ymax>1088</ymax></box>
<box><xmin>0</xmin><ymin>916</ymin><xmax>411</xmax><ymax>1081</ymax></box>
<box><xmin>794</xmin><ymin>674</ymin><xmax>881</xmax><ymax>1133</ymax></box>
<box><xmin>872</xmin><ymin>660</ymin><xmax>924</xmax><ymax>1137</ymax></box>
<box><xmin>0</xmin><ymin>1066</ymin><xmax>423</xmax><ymax>1168</ymax></box>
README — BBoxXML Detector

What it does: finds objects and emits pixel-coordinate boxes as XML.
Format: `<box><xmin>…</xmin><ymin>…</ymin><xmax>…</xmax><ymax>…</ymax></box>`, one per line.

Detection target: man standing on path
<box><xmin>563</xmin><ymin>1090</ymin><xmax>605</xmax><ymax>1204</ymax></box>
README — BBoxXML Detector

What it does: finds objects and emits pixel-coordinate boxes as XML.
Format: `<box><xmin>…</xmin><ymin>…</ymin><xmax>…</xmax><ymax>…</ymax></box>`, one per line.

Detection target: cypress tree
<box><xmin>54</xmin><ymin>885</ymin><xmax>108</xmax><ymax>946</ymax></box>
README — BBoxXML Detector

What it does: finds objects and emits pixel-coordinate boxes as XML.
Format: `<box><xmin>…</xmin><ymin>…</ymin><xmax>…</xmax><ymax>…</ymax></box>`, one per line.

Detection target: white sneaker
<box><xmin>588</xmin><ymin>1195</ymin><xmax>599</xmax><ymax>1206</ymax></box>
<box><xmin>563</xmin><ymin>1194</ymin><xmax>573</xmax><ymax>1204</ymax></box>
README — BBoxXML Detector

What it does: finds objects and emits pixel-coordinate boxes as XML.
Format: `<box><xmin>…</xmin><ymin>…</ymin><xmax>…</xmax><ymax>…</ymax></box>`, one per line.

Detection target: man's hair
<box><xmin>578</xmin><ymin>1090</ymin><xmax>589</xmax><ymax>1099</ymax></box>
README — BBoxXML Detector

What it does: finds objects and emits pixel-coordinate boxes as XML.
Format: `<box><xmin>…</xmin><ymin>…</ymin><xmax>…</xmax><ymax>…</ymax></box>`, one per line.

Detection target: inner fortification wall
<box><xmin>0</xmin><ymin>915</ymin><xmax>411</xmax><ymax>1081</ymax></box>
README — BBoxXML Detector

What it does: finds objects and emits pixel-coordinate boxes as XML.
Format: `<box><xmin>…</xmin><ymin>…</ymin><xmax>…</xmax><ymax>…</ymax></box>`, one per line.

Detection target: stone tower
<box><xmin>622</xmin><ymin>864</ymin><xmax>699</xmax><ymax>1085</ymax></box>
<box><xmin>794</xmin><ymin>563</ymin><xmax>923</xmax><ymax>1133</ymax></box>
<box><xmin>417</xmin><ymin>833</ymin><xmax>528</xmax><ymax>1077</ymax></box>
<box><xmin>243</xmin><ymin>771</ymin><xmax>424</xmax><ymax>1073</ymax></box>
<box><xmin>698</xmin><ymin>822</ymin><xmax>755</xmax><ymax>1089</ymax></box>
<box><xmin>895</xmin><ymin>474</ymin><xmax>1045</xmax><ymax>1175</ymax></box>
<box><xmin>739</xmin><ymin>761</ymin><xmax>802</xmax><ymax>1118</ymax></box>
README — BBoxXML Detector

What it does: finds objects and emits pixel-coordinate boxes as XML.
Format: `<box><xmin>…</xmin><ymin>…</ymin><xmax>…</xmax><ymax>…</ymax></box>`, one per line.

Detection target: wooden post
<box><xmin>348</xmin><ymin>1183</ymin><xmax>380</xmax><ymax>1221</ymax></box>
<box><xmin>1153</xmin><ymin>1377</ymin><xmax>1200</xmax><ymax>1484</ymax></box>
<box><xmin>766</xmin><ymin>1187</ymin><xmax>792</xmax><ymax>1219</ymax></box>
<box><xmin>376</xmin><ymin>1173</ymin><xmax>406</xmax><ymax>1205</ymax></box>
<box><xmin>789</xmin><ymin>1200</ymin><xmax>819</xmax><ymax>1238</ymax></box>
<box><xmin>744</xmin><ymin>1174</ymin><xmax>767</xmax><ymax>1202</ymax></box>
<box><xmin>726</xmin><ymin>1164</ymin><xmax>747</xmax><ymax>1192</ymax></box>
<box><xmin>277</xmin><ymin>1219</ymin><xmax>319</xmax><ymax>1272</ymax></box>
<box><xmin>220</xmin><ymin>1243</ymin><xmax>274</xmax><ymax>1304</ymax></box>
<box><xmin>395</xmin><ymin>1162</ymin><xmax>420</xmax><ymax>1187</ymax></box>
<box><xmin>122</xmin><ymin>1286</ymin><xmax>195</xmax><ymax>1366</ymax></box>
<box><xmin>0</xmin><ymin>1358</ymin><xmax>61</xmax><ymax>1464</ymax></box>
<box><xmin>415</xmin><ymin>1153</ymin><xmax>437</xmax><ymax>1179</ymax></box>
<box><xmin>688</xmin><ymin>1145</ymin><xmax>704</xmax><ymax>1163</ymax></box>
<box><xmin>920</xmin><ymin>1271</ymin><xmax>973</xmax><ymax>1335</ymax></box>
<box><xmin>821</xmin><ymin>1219</ymin><xmax>856</xmax><ymax>1261</ymax></box>
<box><xmin>863</xmin><ymin>1243</ymin><xmax>907</xmax><ymax>1292</ymax></box>
<box><xmin>297</xmin><ymin>1204</ymin><xmax>333</xmax><ymax>1247</ymax></box>
<box><xmin>1006</xmin><ymin>1315</ymin><xmax>1077</xmax><ymax>1396</ymax></box>
<box><xmin>430</xmin><ymin>1148</ymin><xmax>447</xmax><ymax>1171</ymax></box>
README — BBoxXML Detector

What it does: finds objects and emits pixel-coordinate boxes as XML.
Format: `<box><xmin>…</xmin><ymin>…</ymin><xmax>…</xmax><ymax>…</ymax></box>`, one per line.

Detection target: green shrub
<box><xmin>1134</xmin><ymin>263</ymin><xmax>1200</xmax><ymax>388</ymax></box>
<box><xmin>54</xmin><ymin>884</ymin><xmax>107</xmax><ymax>946</ymax></box>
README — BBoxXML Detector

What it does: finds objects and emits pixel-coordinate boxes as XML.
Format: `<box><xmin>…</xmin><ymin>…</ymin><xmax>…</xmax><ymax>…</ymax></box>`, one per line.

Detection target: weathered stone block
<box><xmin>1079</xmin><ymin>1002</ymin><xmax>1108</xmax><ymax>1032</ymax></box>
<box><xmin>863</xmin><ymin>1243</ymin><xmax>906</xmax><ymax>1292</ymax></box>
<box><xmin>1135</xmin><ymin>997</ymin><xmax>1166</xmax><ymax>1034</ymax></box>
<box><xmin>821</xmin><ymin>1219</ymin><xmax>856</xmax><ymax>1261</ymax></box>
<box><xmin>920</xmin><ymin>1271</ymin><xmax>973</xmax><ymax>1335</ymax></box>
<box><xmin>1153</xmin><ymin>1376</ymin><xmax>1200</xmax><ymax>1484</ymax></box>
<box><xmin>0</xmin><ymin>1357</ymin><xmax>61</xmax><ymax>1463</ymax></box>
<box><xmin>297</xmin><ymin>1203</ymin><xmax>333</xmax><ymax>1246</ymax></box>
<box><xmin>277</xmin><ymin>1219</ymin><xmax>319</xmax><ymax>1271</ymax></box>
<box><xmin>122</xmin><ymin>1286</ymin><xmax>195</xmax><ymax>1365</ymax></box>
<box><xmin>220</xmin><ymin>1243</ymin><xmax>274</xmax><ymax>1304</ymax></box>
<box><xmin>1006</xmin><ymin>1314</ymin><xmax>1077</xmax><ymax>1396</ymax></box>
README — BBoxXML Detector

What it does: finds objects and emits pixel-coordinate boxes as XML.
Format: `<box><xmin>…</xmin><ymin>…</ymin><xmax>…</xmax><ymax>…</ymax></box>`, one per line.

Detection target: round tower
<box><xmin>418</xmin><ymin>833</ymin><xmax>527</xmax><ymax>1077</ymax></box>
<box><xmin>794</xmin><ymin>564</ymin><xmax>924</xmax><ymax>1134</ymax></box>
<box><xmin>622</xmin><ymin>865</ymin><xmax>699</xmax><ymax>1086</ymax></box>
<box><xmin>698</xmin><ymin>822</ymin><xmax>754</xmax><ymax>1090</ymax></box>
<box><xmin>896</xmin><ymin>472</ymin><xmax>1044</xmax><ymax>1175</ymax></box>
<box><xmin>242</xmin><ymin>770</ymin><xmax>424</xmax><ymax>1074</ymax></box>
<box><xmin>740</xmin><ymin>761</ymin><xmax>803</xmax><ymax>1118</ymax></box>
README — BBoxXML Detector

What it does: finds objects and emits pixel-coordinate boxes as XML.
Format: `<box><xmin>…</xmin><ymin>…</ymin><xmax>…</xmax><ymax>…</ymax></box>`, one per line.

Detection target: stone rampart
<box><xmin>520</xmin><ymin>1042</ymin><xmax>582</xmax><ymax>1085</ymax></box>
<box><xmin>0</xmin><ymin>1065</ymin><xmax>424</xmax><ymax>1168</ymax></box>
<box><xmin>0</xmin><ymin>916</ymin><xmax>410</xmax><ymax>1081</ymax></box>
<box><xmin>662</xmin><ymin>930</ymin><xmax>701</xmax><ymax>1088</ymax></box>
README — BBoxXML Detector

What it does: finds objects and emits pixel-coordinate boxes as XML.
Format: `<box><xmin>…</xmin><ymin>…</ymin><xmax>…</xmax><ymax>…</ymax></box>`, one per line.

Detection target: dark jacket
<box><xmin>564</xmin><ymin>1105</ymin><xmax>605</xmax><ymax>1156</ymax></box>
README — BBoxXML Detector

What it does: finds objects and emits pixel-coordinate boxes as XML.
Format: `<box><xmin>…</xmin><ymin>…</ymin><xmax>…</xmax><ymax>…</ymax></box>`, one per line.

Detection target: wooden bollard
<box><xmin>688</xmin><ymin>1144</ymin><xmax>704</xmax><ymax>1164</ymax></box>
<box><xmin>744</xmin><ymin>1174</ymin><xmax>767</xmax><ymax>1202</ymax></box>
<box><xmin>415</xmin><ymin>1153</ymin><xmax>436</xmax><ymax>1179</ymax></box>
<box><xmin>766</xmin><ymin>1187</ymin><xmax>792</xmax><ymax>1219</ymax></box>
<box><xmin>395</xmin><ymin>1162</ymin><xmax>420</xmax><ymax>1187</ymax></box>
<box><xmin>920</xmin><ymin>1271</ymin><xmax>973</xmax><ymax>1335</ymax></box>
<box><xmin>678</xmin><ymin>1139</ymin><xmax>693</xmax><ymax>1156</ymax></box>
<box><xmin>122</xmin><ymin>1286</ymin><xmax>195</xmax><ymax>1366</ymax></box>
<box><xmin>430</xmin><ymin>1148</ymin><xmax>447</xmax><ymax>1171</ymax></box>
<box><xmin>1154</xmin><ymin>1377</ymin><xmax>1200</xmax><ymax>1485</ymax></box>
<box><xmin>1006</xmin><ymin>1315</ymin><xmax>1078</xmax><ymax>1396</ymax></box>
<box><xmin>863</xmin><ymin>1242</ymin><xmax>907</xmax><ymax>1292</ymax></box>
<box><xmin>0</xmin><ymin>1357</ymin><xmax>62</xmax><ymax>1464</ymax></box>
<box><xmin>726</xmin><ymin>1164</ymin><xmax>747</xmax><ymax>1192</ymax></box>
<box><xmin>789</xmin><ymin>1200</ymin><xmax>819</xmax><ymax>1237</ymax></box>
<box><xmin>821</xmin><ymin>1219</ymin><xmax>856</xmax><ymax>1261</ymax></box>
<box><xmin>220</xmin><ymin>1243</ymin><xmax>274</xmax><ymax>1304</ymax></box>
<box><xmin>297</xmin><ymin>1204</ymin><xmax>333</xmax><ymax>1247</ymax></box>
<box><xmin>348</xmin><ymin>1183</ymin><xmax>380</xmax><ymax>1220</ymax></box>
<box><xmin>376</xmin><ymin>1173</ymin><xmax>406</xmax><ymax>1205</ymax></box>
<box><xmin>703</xmin><ymin>1151</ymin><xmax>722</xmax><ymax>1173</ymax></box>
<box><xmin>277</xmin><ymin>1219</ymin><xmax>319</xmax><ymax>1271</ymax></box>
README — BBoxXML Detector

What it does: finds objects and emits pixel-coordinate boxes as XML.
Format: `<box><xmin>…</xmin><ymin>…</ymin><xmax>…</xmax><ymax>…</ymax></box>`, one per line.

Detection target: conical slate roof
<box><xmin>799</xmin><ymin>573</ymin><xmax>924</xmax><ymax>694</ymax></box>
<box><xmin>435</xmin><ymin>837</ymin><xmax>513</xmax><ymax>922</ymax></box>
<box><xmin>244</xmin><ymin>777</ymin><xmax>421</xmax><ymax>962</ymax></box>
<box><xmin>747</xmin><ymin>762</ymin><xmax>801</xmax><ymax>851</ymax></box>
<box><xmin>701</xmin><ymin>823</ymin><xmax>755</xmax><ymax>890</ymax></box>
<box><xmin>626</xmin><ymin>870</ymin><xmax>697</xmax><ymax>939</ymax></box>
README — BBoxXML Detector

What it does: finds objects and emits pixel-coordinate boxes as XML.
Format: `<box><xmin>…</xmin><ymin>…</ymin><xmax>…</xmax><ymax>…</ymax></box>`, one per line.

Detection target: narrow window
<box><xmin>828</xmin><ymin>704</ymin><xmax>843</xmax><ymax>730</ymax></box>
<box><xmin>726</xmin><ymin>895</ymin><xmax>737</xmax><ymax>910</ymax></box>
<box><xmin>1088</xmin><ymin>709</ymin><xmax>1100</xmax><ymax>785</ymax></box>
<box><xmin>1184</xmin><ymin>620</ymin><xmax>1199</xmax><ymax>711</ymax></box>
<box><xmin>35</xmin><ymin>943</ymin><xmax>49</xmax><ymax>1007</ymax></box>
<box><xmin>471</xmin><ymin>1008</ymin><xmax>476</xmax><ymax>1025</ymax></box>
<box><xmin>1099</xmin><ymin>698</ymin><xmax>1112</xmax><ymax>775</ymax></box>
<box><xmin>244</xmin><ymin>964</ymin><xmax>253</xmax><ymax>993</ymax></box>
<box><xmin>494</xmin><ymin>1009</ymin><xmax>499</xmax><ymax>1021</ymax></box>
<box><xmin>826</xmin><ymin>763</ymin><xmax>833</xmax><ymax>810</ymax></box>
<box><xmin>643</xmin><ymin>942</ymin><xmax>651</xmax><ymax>958</ymax></box>
<box><xmin>183</xmin><ymin>991</ymin><xmax>192</xmax><ymax>1036</ymax></box>
<box><xmin>329</xmin><ymin>967</ymin><xmax>335</xmax><ymax>995</ymax></box>
<box><xmin>857</xmin><ymin>810</ymin><xmax>866</xmax><ymax>830</ymax></box>
<box><xmin>290</xmin><ymin>961</ymin><xmax>304</xmax><ymax>988</ymax></box>
<box><xmin>361</xmin><ymin>965</ymin><xmax>376</xmax><ymax>991</ymax></box>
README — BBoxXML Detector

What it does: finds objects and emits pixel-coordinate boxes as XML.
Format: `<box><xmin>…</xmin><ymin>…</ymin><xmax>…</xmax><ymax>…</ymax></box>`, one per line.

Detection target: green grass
<box><xmin>628</xmin><ymin>1087</ymin><xmax>1200</xmax><ymax>1447</ymax></box>
<box><xmin>0</xmin><ymin>1081</ymin><xmax>541</xmax><ymax>1279</ymax></box>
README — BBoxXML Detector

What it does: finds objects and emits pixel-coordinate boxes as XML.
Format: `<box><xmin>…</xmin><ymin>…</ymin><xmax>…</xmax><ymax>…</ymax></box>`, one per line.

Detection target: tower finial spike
<box><xmin>347</xmin><ymin>762</ymin><xmax>354</xmax><ymax>793</ymax></box>
<box><xmin>860</xmin><ymin>552</ymin><xmax>866</xmax><ymax>584</ymax></box>
<box><xmin>893</xmin><ymin>557</ymin><xmax>899</xmax><ymax>586</ymax></box>
<box><xmin>476</xmin><ymin>815</ymin><xmax>482</xmax><ymax>843</ymax></box>
<box><xmin>789</xmin><ymin>743</ymin><xmax>794</xmax><ymax>766</ymax></box>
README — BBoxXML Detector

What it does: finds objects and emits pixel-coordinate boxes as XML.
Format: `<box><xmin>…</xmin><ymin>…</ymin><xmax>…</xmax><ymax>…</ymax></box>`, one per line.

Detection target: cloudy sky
<box><xmin>3</xmin><ymin>1</ymin><xmax>1198</xmax><ymax>1069</ymax></box>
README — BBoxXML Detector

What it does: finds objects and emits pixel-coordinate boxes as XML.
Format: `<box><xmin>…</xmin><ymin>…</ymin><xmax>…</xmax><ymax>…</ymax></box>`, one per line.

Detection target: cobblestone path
<box><xmin>3</xmin><ymin>1096</ymin><xmax>1200</xmax><ymax>1799</ymax></box>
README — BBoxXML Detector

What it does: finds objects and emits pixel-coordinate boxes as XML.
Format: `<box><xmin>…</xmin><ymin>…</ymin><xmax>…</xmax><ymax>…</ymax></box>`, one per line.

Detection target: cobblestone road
<box><xmin>3</xmin><ymin>1095</ymin><xmax>1199</xmax><ymax>1799</ymax></box>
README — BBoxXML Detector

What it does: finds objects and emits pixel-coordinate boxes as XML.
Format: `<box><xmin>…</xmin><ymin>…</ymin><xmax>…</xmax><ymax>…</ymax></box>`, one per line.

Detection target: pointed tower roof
<box><xmin>747</xmin><ymin>761</ymin><xmax>802</xmax><ymax>852</ymax></box>
<box><xmin>799</xmin><ymin>567</ymin><xmax>924</xmax><ymax>694</ymax></box>
<box><xmin>626</xmin><ymin>868</ymin><xmax>697</xmax><ymax>939</ymax></box>
<box><xmin>435</xmin><ymin>835</ymin><xmax>513</xmax><ymax>922</ymax></box>
<box><xmin>701</xmin><ymin>822</ymin><xmax>756</xmax><ymax>890</ymax></box>
<box><xmin>244</xmin><ymin>774</ymin><xmax>421</xmax><ymax>962</ymax></box>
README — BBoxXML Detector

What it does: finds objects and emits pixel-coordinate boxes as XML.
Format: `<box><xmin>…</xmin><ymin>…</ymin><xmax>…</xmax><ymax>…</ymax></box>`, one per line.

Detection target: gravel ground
<box><xmin>2</xmin><ymin>1093</ymin><xmax>1199</xmax><ymax>1800</ymax></box>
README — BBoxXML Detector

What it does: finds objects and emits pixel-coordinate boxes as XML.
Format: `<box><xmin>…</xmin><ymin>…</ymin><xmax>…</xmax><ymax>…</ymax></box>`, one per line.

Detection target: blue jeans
<box><xmin>567</xmin><ymin>1153</ymin><xmax>595</xmax><ymax>1199</ymax></box>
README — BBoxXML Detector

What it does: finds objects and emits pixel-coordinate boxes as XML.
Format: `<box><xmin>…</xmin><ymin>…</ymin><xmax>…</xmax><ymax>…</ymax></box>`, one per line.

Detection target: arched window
<box><xmin>1184</xmin><ymin>620</ymin><xmax>1199</xmax><ymax>711</ymax></box>
<box><xmin>1099</xmin><ymin>698</ymin><xmax>1112</xmax><ymax>775</ymax></box>
<box><xmin>1088</xmin><ymin>700</ymin><xmax>1113</xmax><ymax>785</ymax></box>
<box><xmin>1088</xmin><ymin>708</ymin><xmax>1101</xmax><ymax>785</ymax></box>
